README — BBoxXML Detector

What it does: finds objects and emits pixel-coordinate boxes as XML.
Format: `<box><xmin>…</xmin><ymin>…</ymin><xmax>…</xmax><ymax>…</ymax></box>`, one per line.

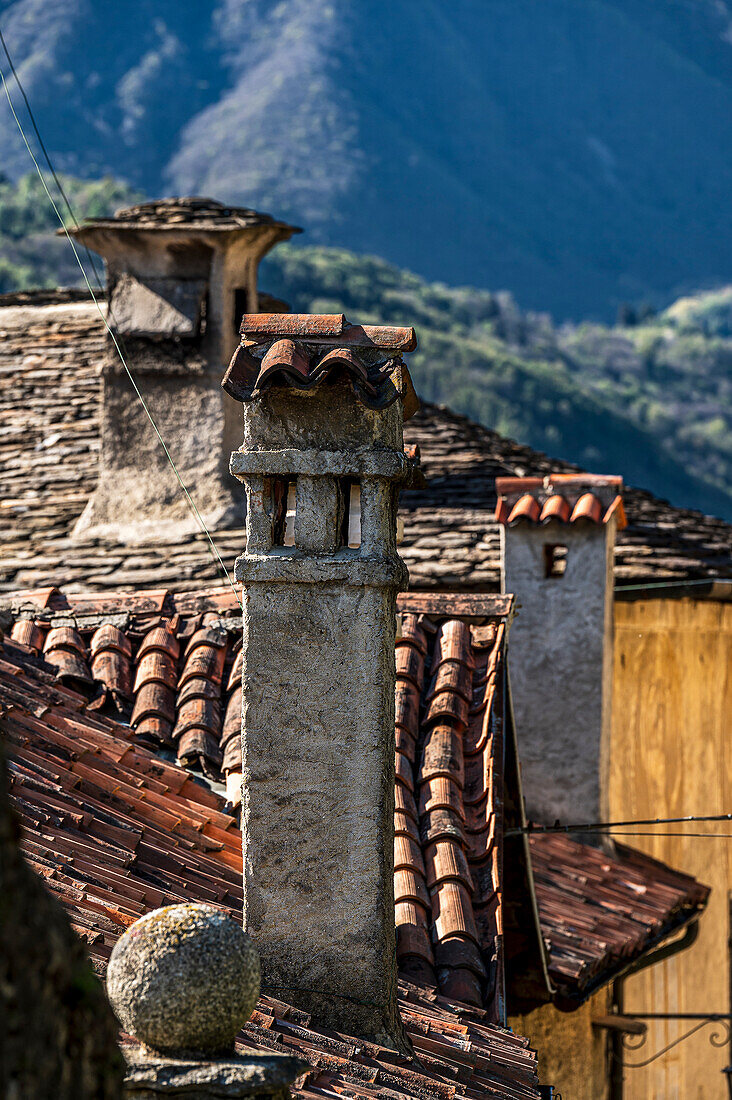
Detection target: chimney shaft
<box><xmin>228</xmin><ymin>315</ymin><xmax>417</xmax><ymax>1051</ymax></box>
<box><xmin>496</xmin><ymin>474</ymin><xmax>625</xmax><ymax>826</ymax></box>
<box><xmin>69</xmin><ymin>199</ymin><xmax>299</xmax><ymax>542</ymax></box>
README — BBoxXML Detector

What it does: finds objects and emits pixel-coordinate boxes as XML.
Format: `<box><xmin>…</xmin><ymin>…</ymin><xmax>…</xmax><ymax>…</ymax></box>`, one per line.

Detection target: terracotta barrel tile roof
<box><xmin>0</xmin><ymin>583</ymin><xmax>711</xmax><ymax>1022</ymax></box>
<box><xmin>0</xmin><ymin>623</ymin><xmax>541</xmax><ymax>1100</ymax></box>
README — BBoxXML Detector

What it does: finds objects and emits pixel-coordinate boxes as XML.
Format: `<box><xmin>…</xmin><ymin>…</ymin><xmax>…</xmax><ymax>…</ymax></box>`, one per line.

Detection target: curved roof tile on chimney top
<box><xmin>222</xmin><ymin>313</ymin><xmax>419</xmax><ymax>417</ymax></box>
<box><xmin>495</xmin><ymin>472</ymin><xmax>627</xmax><ymax>530</ymax></box>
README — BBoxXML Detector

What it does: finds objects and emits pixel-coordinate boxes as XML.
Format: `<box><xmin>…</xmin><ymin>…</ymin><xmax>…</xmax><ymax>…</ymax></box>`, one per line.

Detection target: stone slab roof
<box><xmin>401</xmin><ymin>405</ymin><xmax>732</xmax><ymax>593</ymax></box>
<box><xmin>1</xmin><ymin>300</ymin><xmax>731</xmax><ymax>595</ymax></box>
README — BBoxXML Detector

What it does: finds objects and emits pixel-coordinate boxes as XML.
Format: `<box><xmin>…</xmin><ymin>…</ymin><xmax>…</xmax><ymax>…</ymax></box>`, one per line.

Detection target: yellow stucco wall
<box><xmin>510</xmin><ymin>990</ymin><xmax>611</xmax><ymax>1099</ymax></box>
<box><xmin>610</xmin><ymin>598</ymin><xmax>732</xmax><ymax>1100</ymax></box>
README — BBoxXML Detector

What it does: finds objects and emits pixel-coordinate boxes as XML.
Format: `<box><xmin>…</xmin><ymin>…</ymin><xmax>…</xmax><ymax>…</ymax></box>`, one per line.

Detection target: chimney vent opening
<box><xmin>271</xmin><ymin>478</ymin><xmax>296</xmax><ymax>546</ymax></box>
<box><xmin>340</xmin><ymin>480</ymin><xmax>361</xmax><ymax>549</ymax></box>
<box><xmin>543</xmin><ymin>543</ymin><xmax>568</xmax><ymax>579</ymax></box>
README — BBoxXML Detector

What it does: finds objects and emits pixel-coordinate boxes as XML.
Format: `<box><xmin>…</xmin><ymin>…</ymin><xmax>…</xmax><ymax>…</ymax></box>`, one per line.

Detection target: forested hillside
<box><xmin>1</xmin><ymin>173</ymin><xmax>731</xmax><ymax>520</ymax></box>
<box><xmin>3</xmin><ymin>0</ymin><xmax>732</xmax><ymax>318</ymax></box>
<box><xmin>262</xmin><ymin>247</ymin><xmax>732</xmax><ymax>520</ymax></box>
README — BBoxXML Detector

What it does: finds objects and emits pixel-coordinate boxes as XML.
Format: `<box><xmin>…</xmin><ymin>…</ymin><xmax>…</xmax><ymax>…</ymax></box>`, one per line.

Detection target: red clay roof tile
<box><xmin>570</xmin><ymin>492</ymin><xmax>603</xmax><ymax>524</ymax></box>
<box><xmin>10</xmin><ymin>620</ymin><xmax>44</xmax><ymax>653</ymax></box>
<box><xmin>495</xmin><ymin>473</ymin><xmax>627</xmax><ymax>531</ymax></box>
<box><xmin>1</xmin><ymin>585</ymin><xmax>710</xmax><ymax>1032</ymax></box>
<box><xmin>539</xmin><ymin>494</ymin><xmax>570</xmax><ymax>524</ymax></box>
<box><xmin>137</xmin><ymin>625</ymin><xmax>180</xmax><ymax>661</ymax></box>
<box><xmin>131</xmin><ymin>683</ymin><xmax>176</xmax><ymax>726</ymax></box>
<box><xmin>90</xmin><ymin>650</ymin><xmax>132</xmax><ymax>702</ymax></box>
<box><xmin>133</xmin><ymin>651</ymin><xmax>177</xmax><ymax>693</ymax></box>
<box><xmin>506</xmin><ymin>494</ymin><xmax>541</xmax><ymax>525</ymax></box>
<box><xmin>223</xmin><ymin>314</ymin><xmax>418</xmax><ymax>417</ymax></box>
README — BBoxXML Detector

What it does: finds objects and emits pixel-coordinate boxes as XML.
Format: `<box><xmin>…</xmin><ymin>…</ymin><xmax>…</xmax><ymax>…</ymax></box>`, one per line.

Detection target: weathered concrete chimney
<box><xmin>227</xmin><ymin>313</ymin><xmax>419</xmax><ymax>1051</ymax></box>
<box><xmin>69</xmin><ymin>198</ymin><xmax>300</xmax><ymax>541</ymax></box>
<box><xmin>495</xmin><ymin>474</ymin><xmax>626</xmax><ymax>826</ymax></box>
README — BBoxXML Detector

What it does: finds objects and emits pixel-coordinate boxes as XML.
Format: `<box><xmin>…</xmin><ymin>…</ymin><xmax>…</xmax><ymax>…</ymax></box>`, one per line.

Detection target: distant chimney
<box><xmin>495</xmin><ymin>474</ymin><xmax>626</xmax><ymax>825</ymax></box>
<box><xmin>69</xmin><ymin>198</ymin><xmax>300</xmax><ymax>541</ymax></box>
<box><xmin>227</xmin><ymin>313</ymin><xmax>418</xmax><ymax>1051</ymax></box>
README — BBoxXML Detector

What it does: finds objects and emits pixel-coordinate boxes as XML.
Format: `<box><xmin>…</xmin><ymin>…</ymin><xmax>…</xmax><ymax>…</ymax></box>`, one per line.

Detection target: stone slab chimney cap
<box><xmin>240</xmin><ymin>312</ymin><xmax>417</xmax><ymax>351</ymax></box>
<box><xmin>66</xmin><ymin>196</ymin><xmax>302</xmax><ymax>237</ymax></box>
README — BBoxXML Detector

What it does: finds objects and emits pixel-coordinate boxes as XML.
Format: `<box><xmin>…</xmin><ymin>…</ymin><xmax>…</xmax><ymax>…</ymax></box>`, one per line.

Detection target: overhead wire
<box><xmin>0</xmin><ymin>24</ymin><xmax>105</xmax><ymax>291</ymax></box>
<box><xmin>0</xmin><ymin>33</ymin><xmax>241</xmax><ymax>607</ymax></box>
<box><xmin>506</xmin><ymin>813</ymin><xmax>732</xmax><ymax>838</ymax></box>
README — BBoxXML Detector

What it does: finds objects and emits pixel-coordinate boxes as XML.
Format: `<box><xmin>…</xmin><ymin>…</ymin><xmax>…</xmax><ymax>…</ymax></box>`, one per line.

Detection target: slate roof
<box><xmin>1</xmin><ymin>584</ymin><xmax>710</xmax><ymax>1019</ymax></box>
<box><xmin>1</xmin><ymin>621</ymin><xmax>541</xmax><ymax>1100</ymax></box>
<box><xmin>2</xmin><ymin>299</ymin><xmax>730</xmax><ymax>594</ymax></box>
<box><xmin>401</xmin><ymin>406</ymin><xmax>732</xmax><ymax>592</ymax></box>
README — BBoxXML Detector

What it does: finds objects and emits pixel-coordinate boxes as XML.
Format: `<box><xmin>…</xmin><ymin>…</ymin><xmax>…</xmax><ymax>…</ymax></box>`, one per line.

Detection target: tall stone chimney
<box><xmin>495</xmin><ymin>474</ymin><xmax>626</xmax><ymax>826</ymax></box>
<box><xmin>70</xmin><ymin>198</ymin><xmax>300</xmax><ymax>541</ymax></box>
<box><xmin>227</xmin><ymin>313</ymin><xmax>419</xmax><ymax>1052</ymax></box>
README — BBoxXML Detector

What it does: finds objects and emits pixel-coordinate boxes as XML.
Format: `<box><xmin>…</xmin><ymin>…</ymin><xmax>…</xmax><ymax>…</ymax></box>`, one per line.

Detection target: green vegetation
<box><xmin>4</xmin><ymin>1</ymin><xmax>732</xmax><ymax>317</ymax></box>
<box><xmin>262</xmin><ymin>245</ymin><xmax>732</xmax><ymax>519</ymax></box>
<box><xmin>0</xmin><ymin>174</ymin><xmax>140</xmax><ymax>292</ymax></box>
<box><xmin>1</xmin><ymin>174</ymin><xmax>731</xmax><ymax>519</ymax></box>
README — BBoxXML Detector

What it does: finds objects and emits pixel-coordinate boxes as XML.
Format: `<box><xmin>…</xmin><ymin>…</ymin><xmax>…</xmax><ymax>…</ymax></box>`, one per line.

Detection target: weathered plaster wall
<box><xmin>610</xmin><ymin>598</ymin><xmax>732</xmax><ymax>1100</ymax></box>
<box><xmin>239</xmin><ymin>580</ymin><xmax>402</xmax><ymax>1045</ymax></box>
<box><xmin>74</xmin><ymin>355</ymin><xmax>243</xmax><ymax>541</ymax></box>
<box><xmin>504</xmin><ymin>523</ymin><xmax>614</xmax><ymax>824</ymax></box>
<box><xmin>234</xmin><ymin>382</ymin><xmax>409</xmax><ymax>1052</ymax></box>
<box><xmin>73</xmin><ymin>224</ymin><xmax>284</xmax><ymax>542</ymax></box>
<box><xmin>510</xmin><ymin>989</ymin><xmax>611</xmax><ymax>1099</ymax></box>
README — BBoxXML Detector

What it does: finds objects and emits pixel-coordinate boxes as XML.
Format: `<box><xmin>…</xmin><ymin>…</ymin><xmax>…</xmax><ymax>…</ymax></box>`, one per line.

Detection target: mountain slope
<box><xmin>260</xmin><ymin>244</ymin><xmax>732</xmax><ymax>519</ymax></box>
<box><xmin>3</xmin><ymin>0</ymin><xmax>732</xmax><ymax>318</ymax></box>
<box><xmin>1</xmin><ymin>174</ymin><xmax>731</xmax><ymax>520</ymax></box>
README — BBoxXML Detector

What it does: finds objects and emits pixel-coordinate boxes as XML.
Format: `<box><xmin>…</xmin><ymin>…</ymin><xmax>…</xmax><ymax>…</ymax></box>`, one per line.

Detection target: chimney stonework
<box><xmin>496</xmin><ymin>475</ymin><xmax>625</xmax><ymax>827</ymax></box>
<box><xmin>228</xmin><ymin>316</ymin><xmax>417</xmax><ymax>1051</ymax></box>
<box><xmin>69</xmin><ymin>199</ymin><xmax>299</xmax><ymax>542</ymax></box>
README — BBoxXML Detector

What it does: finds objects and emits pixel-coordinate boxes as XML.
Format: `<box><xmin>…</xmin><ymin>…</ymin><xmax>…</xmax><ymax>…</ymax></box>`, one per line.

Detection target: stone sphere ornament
<box><xmin>107</xmin><ymin>904</ymin><xmax>261</xmax><ymax>1054</ymax></box>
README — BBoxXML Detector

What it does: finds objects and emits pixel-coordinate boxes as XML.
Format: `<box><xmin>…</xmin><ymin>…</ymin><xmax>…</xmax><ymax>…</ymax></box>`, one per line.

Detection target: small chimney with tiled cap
<box><xmin>69</xmin><ymin>198</ymin><xmax>300</xmax><ymax>541</ymax></box>
<box><xmin>495</xmin><ymin>473</ymin><xmax>626</xmax><ymax>826</ymax></box>
<box><xmin>226</xmin><ymin>313</ymin><xmax>419</xmax><ymax>1052</ymax></box>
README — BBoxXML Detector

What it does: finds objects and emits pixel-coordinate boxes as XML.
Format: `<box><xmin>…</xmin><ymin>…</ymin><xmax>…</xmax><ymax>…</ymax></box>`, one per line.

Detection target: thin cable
<box><xmin>618</xmin><ymin>578</ymin><xmax>731</xmax><ymax>593</ymax></box>
<box><xmin>505</xmin><ymin>812</ymin><xmax>732</xmax><ymax>838</ymax></box>
<box><xmin>0</xmin><ymin>23</ymin><xmax>105</xmax><ymax>290</ymax></box>
<box><xmin>541</xmin><ymin>831</ymin><xmax>732</xmax><ymax>840</ymax></box>
<box><xmin>0</xmin><ymin>63</ymin><xmax>241</xmax><ymax>606</ymax></box>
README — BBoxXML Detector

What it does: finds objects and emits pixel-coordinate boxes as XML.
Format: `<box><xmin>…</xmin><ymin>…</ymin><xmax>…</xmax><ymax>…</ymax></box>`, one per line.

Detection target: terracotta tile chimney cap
<box><xmin>495</xmin><ymin>472</ymin><xmax>626</xmax><ymax>530</ymax></box>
